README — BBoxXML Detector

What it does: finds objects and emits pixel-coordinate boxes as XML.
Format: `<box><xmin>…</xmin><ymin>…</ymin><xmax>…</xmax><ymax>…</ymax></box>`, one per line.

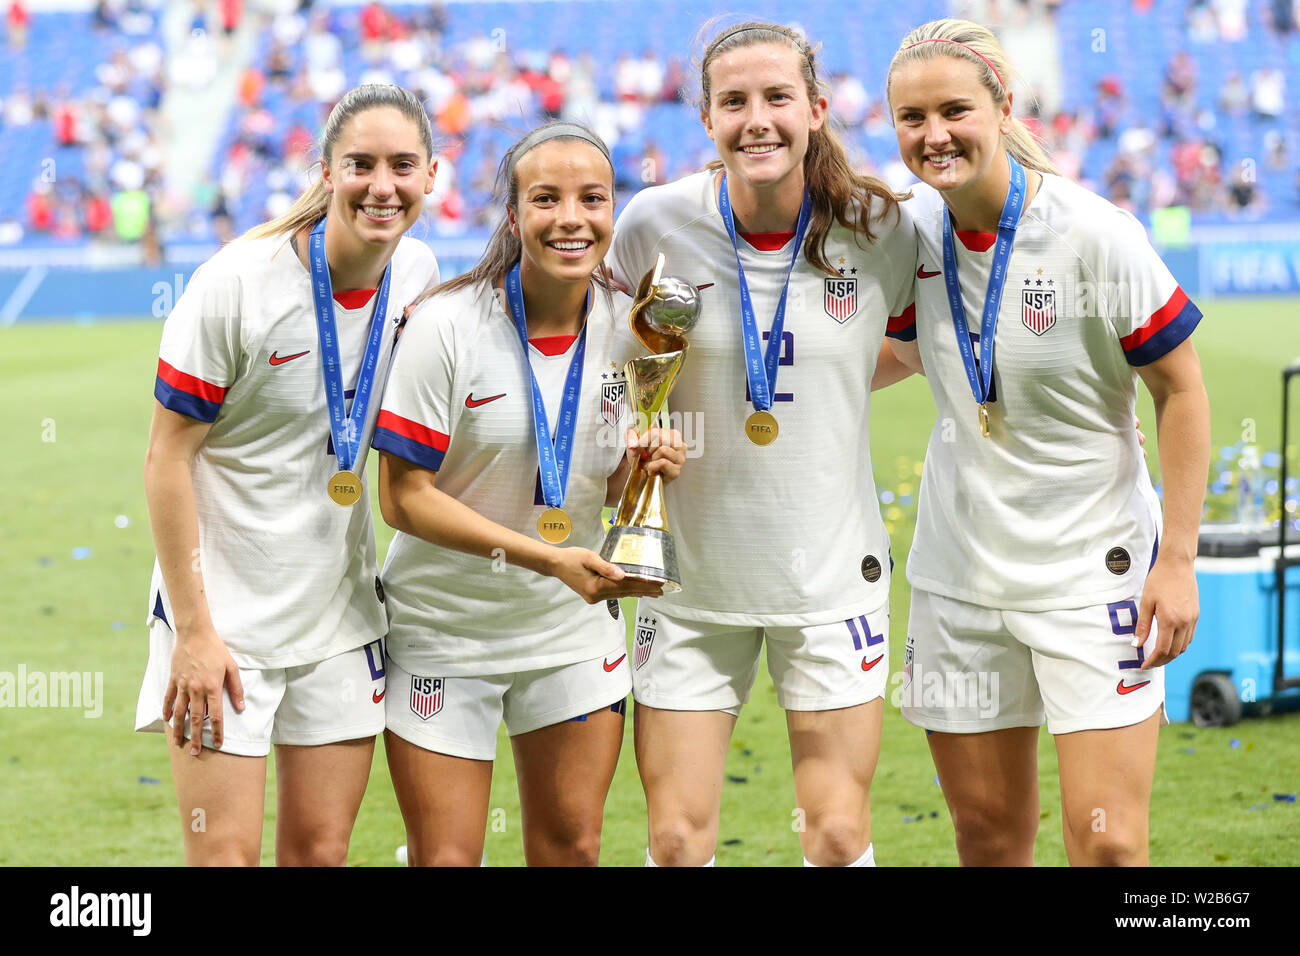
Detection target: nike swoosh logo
<box><xmin>372</xmin><ymin>689</ymin><xmax>385</xmax><ymax>703</ymax></box>
<box><xmin>696</xmin><ymin>283</ymin><xmax>714</xmax><ymax>291</ymax></box>
<box><xmin>269</xmin><ymin>349</ymin><xmax>311</xmax><ymax>366</ymax></box>
<box><xmin>1116</xmin><ymin>679</ymin><xmax>1151</xmax><ymax>695</ymax></box>
<box><xmin>862</xmin><ymin>654</ymin><xmax>884</xmax><ymax>672</ymax></box>
<box><xmin>916</xmin><ymin>266</ymin><xmax>941</xmax><ymax>279</ymax></box>
<box><xmin>465</xmin><ymin>392</ymin><xmax>507</xmax><ymax>408</ymax></box>
<box><xmin>603</xmin><ymin>654</ymin><xmax>627</xmax><ymax>672</ymax></box>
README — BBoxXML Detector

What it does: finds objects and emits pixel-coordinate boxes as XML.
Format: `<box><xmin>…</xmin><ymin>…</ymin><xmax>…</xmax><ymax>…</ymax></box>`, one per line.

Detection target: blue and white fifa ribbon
<box><xmin>718</xmin><ymin>174</ymin><xmax>813</xmax><ymax>413</ymax></box>
<box><xmin>308</xmin><ymin>216</ymin><xmax>393</xmax><ymax>475</ymax></box>
<box><xmin>504</xmin><ymin>262</ymin><xmax>588</xmax><ymax>510</ymax></box>
<box><xmin>940</xmin><ymin>152</ymin><xmax>1027</xmax><ymax>412</ymax></box>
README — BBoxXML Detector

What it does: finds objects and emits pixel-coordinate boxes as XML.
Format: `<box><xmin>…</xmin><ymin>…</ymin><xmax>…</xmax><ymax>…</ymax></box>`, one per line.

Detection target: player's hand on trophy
<box><xmin>164</xmin><ymin>626</ymin><xmax>246</xmax><ymax>756</ymax></box>
<box><xmin>551</xmin><ymin>547</ymin><xmax>665</xmax><ymax>603</ymax></box>
<box><xmin>625</xmin><ymin>426</ymin><xmax>686</xmax><ymax>482</ymax></box>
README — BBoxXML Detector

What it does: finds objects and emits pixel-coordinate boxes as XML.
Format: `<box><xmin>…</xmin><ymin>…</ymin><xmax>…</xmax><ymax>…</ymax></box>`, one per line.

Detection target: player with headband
<box><xmin>136</xmin><ymin>84</ymin><xmax>439</xmax><ymax>865</ymax></box>
<box><xmin>884</xmin><ymin>19</ymin><xmax>1209</xmax><ymax>865</ymax></box>
<box><xmin>609</xmin><ymin>21</ymin><xmax>918</xmax><ymax>867</ymax></box>
<box><xmin>374</xmin><ymin>122</ymin><xmax>686</xmax><ymax>866</ymax></box>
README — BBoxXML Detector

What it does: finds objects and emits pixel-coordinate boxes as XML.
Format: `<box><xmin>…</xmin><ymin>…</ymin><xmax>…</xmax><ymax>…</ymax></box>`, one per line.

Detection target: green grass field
<box><xmin>1</xmin><ymin>299</ymin><xmax>1297</xmax><ymax>866</ymax></box>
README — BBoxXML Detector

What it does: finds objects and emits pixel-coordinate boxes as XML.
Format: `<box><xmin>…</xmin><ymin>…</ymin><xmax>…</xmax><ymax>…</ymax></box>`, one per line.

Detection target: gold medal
<box><xmin>745</xmin><ymin>410</ymin><xmax>778</xmax><ymax>445</ymax></box>
<box><xmin>538</xmin><ymin>507</ymin><xmax>572</xmax><ymax>543</ymax></box>
<box><xmin>328</xmin><ymin>470</ymin><xmax>363</xmax><ymax>506</ymax></box>
<box><xmin>978</xmin><ymin>403</ymin><xmax>990</xmax><ymax>438</ymax></box>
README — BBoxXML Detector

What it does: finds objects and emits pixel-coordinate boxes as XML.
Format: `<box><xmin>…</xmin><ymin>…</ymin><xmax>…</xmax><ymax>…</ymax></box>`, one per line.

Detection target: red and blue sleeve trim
<box><xmin>372</xmin><ymin>409</ymin><xmax>450</xmax><ymax>471</ymax></box>
<box><xmin>885</xmin><ymin>302</ymin><xmax>917</xmax><ymax>342</ymax></box>
<box><xmin>154</xmin><ymin>358</ymin><xmax>227</xmax><ymax>422</ymax></box>
<box><xmin>1120</xmin><ymin>287</ymin><xmax>1202</xmax><ymax>366</ymax></box>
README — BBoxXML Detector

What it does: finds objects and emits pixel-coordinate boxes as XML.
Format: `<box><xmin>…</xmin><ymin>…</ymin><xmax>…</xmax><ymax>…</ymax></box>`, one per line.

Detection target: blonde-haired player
<box><xmin>884</xmin><ymin>19</ymin><xmax>1209</xmax><ymax>865</ymax></box>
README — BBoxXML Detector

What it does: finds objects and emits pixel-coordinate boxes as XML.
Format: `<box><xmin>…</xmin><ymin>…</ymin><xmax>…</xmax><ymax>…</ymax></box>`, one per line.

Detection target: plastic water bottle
<box><xmin>1237</xmin><ymin>444</ymin><xmax>1266</xmax><ymax>529</ymax></box>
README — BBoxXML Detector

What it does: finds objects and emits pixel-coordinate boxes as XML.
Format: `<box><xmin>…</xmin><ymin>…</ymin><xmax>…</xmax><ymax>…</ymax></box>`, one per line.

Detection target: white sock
<box><xmin>646</xmin><ymin>848</ymin><xmax>715</xmax><ymax>867</ymax></box>
<box><xmin>804</xmin><ymin>843</ymin><xmax>875</xmax><ymax>867</ymax></box>
<box><xmin>850</xmin><ymin>843</ymin><xmax>876</xmax><ymax>867</ymax></box>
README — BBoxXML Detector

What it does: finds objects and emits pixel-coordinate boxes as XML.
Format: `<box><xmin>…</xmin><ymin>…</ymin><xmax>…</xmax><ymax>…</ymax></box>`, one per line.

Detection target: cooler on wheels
<box><xmin>1166</xmin><ymin>361</ymin><xmax>1300</xmax><ymax>726</ymax></box>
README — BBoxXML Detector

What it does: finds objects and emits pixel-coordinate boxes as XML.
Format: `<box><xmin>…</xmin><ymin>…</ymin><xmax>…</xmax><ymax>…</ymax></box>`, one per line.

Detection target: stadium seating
<box><xmin>3</xmin><ymin>0</ymin><xmax>1299</xmax><ymax>248</ymax></box>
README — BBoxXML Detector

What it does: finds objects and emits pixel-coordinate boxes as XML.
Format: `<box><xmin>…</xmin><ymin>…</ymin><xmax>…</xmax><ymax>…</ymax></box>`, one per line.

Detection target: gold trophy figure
<box><xmin>599</xmin><ymin>254</ymin><xmax>700</xmax><ymax>592</ymax></box>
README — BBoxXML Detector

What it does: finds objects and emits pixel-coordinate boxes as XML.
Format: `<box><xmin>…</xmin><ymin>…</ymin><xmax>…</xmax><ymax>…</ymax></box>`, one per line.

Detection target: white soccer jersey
<box><xmin>374</xmin><ymin>280</ymin><xmax>639</xmax><ymax>677</ymax></box>
<box><xmin>608</xmin><ymin>170</ymin><xmax>917</xmax><ymax>625</ymax></box>
<box><xmin>899</xmin><ymin>176</ymin><xmax>1202</xmax><ymax>610</ymax></box>
<box><xmin>148</xmin><ymin>233</ymin><xmax>439</xmax><ymax>668</ymax></box>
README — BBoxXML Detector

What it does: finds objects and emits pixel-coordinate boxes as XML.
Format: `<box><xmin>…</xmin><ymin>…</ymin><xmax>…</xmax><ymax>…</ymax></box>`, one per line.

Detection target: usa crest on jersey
<box><xmin>1022</xmin><ymin>288</ymin><xmax>1056</xmax><ymax>335</ymax></box>
<box><xmin>600</xmin><ymin>371</ymin><xmax>628</xmax><ymax>428</ymax></box>
<box><xmin>634</xmin><ymin>615</ymin><xmax>657</xmax><ymax>669</ymax></box>
<box><xmin>410</xmin><ymin>676</ymin><xmax>444</xmax><ymax>720</ymax></box>
<box><xmin>824</xmin><ymin>277</ymin><xmax>858</xmax><ymax>323</ymax></box>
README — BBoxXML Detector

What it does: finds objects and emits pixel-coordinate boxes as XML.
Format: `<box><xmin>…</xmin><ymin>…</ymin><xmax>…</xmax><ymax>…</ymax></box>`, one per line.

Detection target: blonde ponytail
<box><xmin>242</xmin><ymin>178</ymin><xmax>330</xmax><ymax>242</ymax></box>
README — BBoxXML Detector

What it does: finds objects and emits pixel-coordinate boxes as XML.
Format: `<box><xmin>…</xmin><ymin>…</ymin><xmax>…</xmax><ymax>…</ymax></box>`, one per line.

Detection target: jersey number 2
<box><xmin>743</xmin><ymin>331</ymin><xmax>794</xmax><ymax>403</ymax></box>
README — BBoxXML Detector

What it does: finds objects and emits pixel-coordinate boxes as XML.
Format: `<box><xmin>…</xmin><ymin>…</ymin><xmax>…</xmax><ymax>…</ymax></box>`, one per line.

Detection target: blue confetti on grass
<box><xmin>1274</xmin><ymin>794</ymin><xmax>1296</xmax><ymax>803</ymax></box>
<box><xmin>137</xmin><ymin>776</ymin><xmax>160</xmax><ymax>785</ymax></box>
<box><xmin>1230</xmin><ymin>739</ymin><xmax>1241</xmax><ymax>749</ymax></box>
<box><xmin>71</xmin><ymin>547</ymin><xmax>92</xmax><ymax>560</ymax></box>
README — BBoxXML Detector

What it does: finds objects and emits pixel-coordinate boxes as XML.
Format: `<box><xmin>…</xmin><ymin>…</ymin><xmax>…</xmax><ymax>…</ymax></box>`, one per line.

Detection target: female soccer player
<box><xmin>136</xmin><ymin>84</ymin><xmax>439</xmax><ymax>866</ymax></box>
<box><xmin>885</xmin><ymin>19</ymin><xmax>1209</xmax><ymax>865</ymax></box>
<box><xmin>609</xmin><ymin>22</ymin><xmax>918</xmax><ymax>867</ymax></box>
<box><xmin>372</xmin><ymin>123</ymin><xmax>686</xmax><ymax>867</ymax></box>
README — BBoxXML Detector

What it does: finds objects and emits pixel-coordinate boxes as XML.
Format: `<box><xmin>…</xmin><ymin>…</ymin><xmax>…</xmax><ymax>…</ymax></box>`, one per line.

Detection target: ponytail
<box><xmin>242</xmin><ymin>178</ymin><xmax>330</xmax><ymax>242</ymax></box>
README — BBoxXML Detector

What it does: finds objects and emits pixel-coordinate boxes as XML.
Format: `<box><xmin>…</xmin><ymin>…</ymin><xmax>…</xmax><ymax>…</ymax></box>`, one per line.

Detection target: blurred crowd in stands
<box><xmin>3</xmin><ymin>0</ymin><xmax>1299</xmax><ymax>249</ymax></box>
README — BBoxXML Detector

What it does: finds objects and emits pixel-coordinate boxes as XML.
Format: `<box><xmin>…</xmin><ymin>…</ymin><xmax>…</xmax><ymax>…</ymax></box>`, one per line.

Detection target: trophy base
<box><xmin>599</xmin><ymin>526</ymin><xmax>681</xmax><ymax>594</ymax></box>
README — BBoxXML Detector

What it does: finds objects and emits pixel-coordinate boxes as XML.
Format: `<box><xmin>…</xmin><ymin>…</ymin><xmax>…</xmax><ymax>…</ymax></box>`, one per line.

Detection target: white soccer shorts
<box><xmin>629</xmin><ymin>601</ymin><xmax>891</xmax><ymax>714</ymax></box>
<box><xmin>384</xmin><ymin>651</ymin><xmax>632</xmax><ymax>760</ymax></box>
<box><xmin>135</xmin><ymin>620</ymin><xmax>387</xmax><ymax>757</ymax></box>
<box><xmin>900</xmin><ymin>589</ymin><xmax>1168</xmax><ymax>735</ymax></box>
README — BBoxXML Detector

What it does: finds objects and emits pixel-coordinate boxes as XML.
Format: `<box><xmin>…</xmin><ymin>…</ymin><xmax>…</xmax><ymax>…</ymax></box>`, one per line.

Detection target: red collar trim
<box><xmin>955</xmin><ymin>230</ymin><xmax>997</xmax><ymax>252</ymax></box>
<box><xmin>738</xmin><ymin>230</ymin><xmax>796</xmax><ymax>251</ymax></box>
<box><xmin>333</xmin><ymin>288</ymin><xmax>377</xmax><ymax>309</ymax></box>
<box><xmin>529</xmin><ymin>334</ymin><xmax>578</xmax><ymax>356</ymax></box>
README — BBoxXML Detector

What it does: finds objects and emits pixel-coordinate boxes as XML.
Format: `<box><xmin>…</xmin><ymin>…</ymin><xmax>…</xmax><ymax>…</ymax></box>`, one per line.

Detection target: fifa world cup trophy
<box><xmin>599</xmin><ymin>254</ymin><xmax>700</xmax><ymax>592</ymax></box>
